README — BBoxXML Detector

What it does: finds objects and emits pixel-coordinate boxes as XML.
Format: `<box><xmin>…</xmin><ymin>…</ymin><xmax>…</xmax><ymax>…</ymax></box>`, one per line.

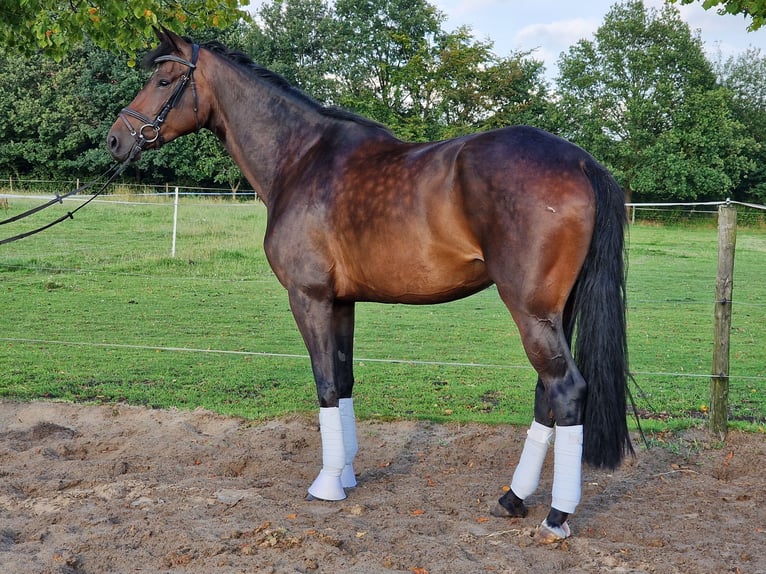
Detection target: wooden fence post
<box><xmin>710</xmin><ymin>203</ymin><xmax>737</xmax><ymax>439</ymax></box>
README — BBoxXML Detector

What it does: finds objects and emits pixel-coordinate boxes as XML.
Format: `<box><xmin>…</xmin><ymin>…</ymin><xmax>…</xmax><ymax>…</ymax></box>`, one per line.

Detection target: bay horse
<box><xmin>107</xmin><ymin>29</ymin><xmax>632</xmax><ymax>543</ymax></box>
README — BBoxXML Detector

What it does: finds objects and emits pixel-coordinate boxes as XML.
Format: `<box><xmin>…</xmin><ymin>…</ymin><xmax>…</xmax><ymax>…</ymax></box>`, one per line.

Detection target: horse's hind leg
<box><xmin>335</xmin><ymin>302</ymin><xmax>359</xmax><ymax>489</ymax></box>
<box><xmin>494</xmin><ymin>289</ymin><xmax>587</xmax><ymax>542</ymax></box>
<box><xmin>492</xmin><ymin>379</ymin><xmax>552</xmax><ymax>518</ymax></box>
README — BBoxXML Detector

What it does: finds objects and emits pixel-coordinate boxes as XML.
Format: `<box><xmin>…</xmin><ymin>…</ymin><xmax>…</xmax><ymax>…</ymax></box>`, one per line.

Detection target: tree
<box><xmin>0</xmin><ymin>36</ymin><xmax>245</xmax><ymax>190</ymax></box>
<box><xmin>246</xmin><ymin>0</ymin><xmax>339</xmax><ymax>103</ymax></box>
<box><xmin>330</xmin><ymin>0</ymin><xmax>446</xmax><ymax>137</ymax></box>
<box><xmin>555</xmin><ymin>0</ymin><xmax>753</xmax><ymax>202</ymax></box>
<box><xmin>0</xmin><ymin>45</ymin><xmax>100</xmax><ymax>179</ymax></box>
<box><xmin>430</xmin><ymin>29</ymin><xmax>553</xmax><ymax>138</ymax></box>
<box><xmin>715</xmin><ymin>48</ymin><xmax>766</xmax><ymax>202</ymax></box>
<box><xmin>240</xmin><ymin>0</ymin><xmax>551</xmax><ymax>142</ymax></box>
<box><xmin>671</xmin><ymin>0</ymin><xmax>766</xmax><ymax>31</ymax></box>
<box><xmin>0</xmin><ymin>0</ymin><xmax>249</xmax><ymax>62</ymax></box>
<box><xmin>331</xmin><ymin>0</ymin><xmax>550</xmax><ymax>140</ymax></box>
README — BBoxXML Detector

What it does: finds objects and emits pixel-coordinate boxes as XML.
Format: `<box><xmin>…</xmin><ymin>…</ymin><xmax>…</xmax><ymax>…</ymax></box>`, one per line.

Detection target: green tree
<box><xmin>241</xmin><ymin>0</ymin><xmax>551</xmax><ymax>142</ymax></box>
<box><xmin>0</xmin><ymin>0</ymin><xmax>249</xmax><ymax>62</ymax></box>
<box><xmin>246</xmin><ymin>0</ymin><xmax>339</xmax><ymax>103</ymax></box>
<box><xmin>0</xmin><ymin>37</ymin><xmax>245</xmax><ymax>190</ymax></box>
<box><xmin>0</xmin><ymin>46</ymin><xmax>97</xmax><ymax>179</ymax></box>
<box><xmin>431</xmin><ymin>29</ymin><xmax>553</xmax><ymax>138</ymax></box>
<box><xmin>671</xmin><ymin>0</ymin><xmax>766</xmax><ymax>31</ymax></box>
<box><xmin>715</xmin><ymin>48</ymin><xmax>766</xmax><ymax>202</ymax></box>
<box><xmin>555</xmin><ymin>0</ymin><xmax>752</xmax><ymax>202</ymax></box>
<box><xmin>331</xmin><ymin>0</ymin><xmax>550</xmax><ymax>140</ymax></box>
<box><xmin>330</xmin><ymin>0</ymin><xmax>445</xmax><ymax>137</ymax></box>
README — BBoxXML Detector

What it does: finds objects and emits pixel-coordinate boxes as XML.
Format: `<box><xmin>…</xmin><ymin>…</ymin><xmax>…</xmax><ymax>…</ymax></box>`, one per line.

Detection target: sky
<box><xmin>431</xmin><ymin>0</ymin><xmax>765</xmax><ymax>78</ymax></box>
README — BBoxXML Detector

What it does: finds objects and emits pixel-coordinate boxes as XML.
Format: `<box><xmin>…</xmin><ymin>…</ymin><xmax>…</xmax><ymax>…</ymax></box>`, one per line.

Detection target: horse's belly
<box><xmin>336</xmin><ymin>257</ymin><xmax>491</xmax><ymax>304</ymax></box>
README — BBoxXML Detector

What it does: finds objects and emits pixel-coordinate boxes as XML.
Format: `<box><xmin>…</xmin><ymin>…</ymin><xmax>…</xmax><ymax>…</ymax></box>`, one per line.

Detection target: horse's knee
<box><xmin>316</xmin><ymin>379</ymin><xmax>340</xmax><ymax>408</ymax></box>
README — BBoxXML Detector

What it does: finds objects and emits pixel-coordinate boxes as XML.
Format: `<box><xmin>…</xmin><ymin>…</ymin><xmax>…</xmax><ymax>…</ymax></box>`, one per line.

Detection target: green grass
<box><xmin>1</xmin><ymin>194</ymin><xmax>764</xmax><ymax>432</ymax></box>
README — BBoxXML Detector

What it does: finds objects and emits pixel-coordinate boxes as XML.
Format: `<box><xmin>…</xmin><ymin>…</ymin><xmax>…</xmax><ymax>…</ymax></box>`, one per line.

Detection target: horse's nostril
<box><xmin>108</xmin><ymin>134</ymin><xmax>118</xmax><ymax>151</ymax></box>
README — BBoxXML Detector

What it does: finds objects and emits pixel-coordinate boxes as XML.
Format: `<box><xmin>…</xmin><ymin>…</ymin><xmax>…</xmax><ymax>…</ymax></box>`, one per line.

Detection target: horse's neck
<box><xmin>205</xmin><ymin>71</ymin><xmax>328</xmax><ymax>206</ymax></box>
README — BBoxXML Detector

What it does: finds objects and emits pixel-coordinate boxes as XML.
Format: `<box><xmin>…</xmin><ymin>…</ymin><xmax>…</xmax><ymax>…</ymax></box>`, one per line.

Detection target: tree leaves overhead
<box><xmin>0</xmin><ymin>0</ymin><xmax>250</xmax><ymax>63</ymax></box>
<box><xmin>671</xmin><ymin>0</ymin><xmax>766</xmax><ymax>31</ymax></box>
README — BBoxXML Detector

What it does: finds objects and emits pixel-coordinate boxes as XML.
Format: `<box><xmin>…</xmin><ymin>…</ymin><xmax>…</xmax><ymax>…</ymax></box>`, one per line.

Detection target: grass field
<box><xmin>1</xmin><ymin>193</ymin><xmax>764</xmax><ymax>432</ymax></box>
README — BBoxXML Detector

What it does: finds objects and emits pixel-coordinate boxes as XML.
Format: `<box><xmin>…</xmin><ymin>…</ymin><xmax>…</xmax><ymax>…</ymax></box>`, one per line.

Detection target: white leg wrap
<box><xmin>551</xmin><ymin>424</ymin><xmax>583</xmax><ymax>514</ymax></box>
<box><xmin>308</xmin><ymin>407</ymin><xmax>346</xmax><ymax>501</ymax></box>
<box><xmin>511</xmin><ymin>420</ymin><xmax>554</xmax><ymax>500</ymax></box>
<box><xmin>339</xmin><ymin>398</ymin><xmax>358</xmax><ymax>488</ymax></box>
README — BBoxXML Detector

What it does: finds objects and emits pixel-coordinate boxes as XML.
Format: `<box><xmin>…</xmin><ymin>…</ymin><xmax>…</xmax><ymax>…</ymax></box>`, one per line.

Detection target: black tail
<box><xmin>567</xmin><ymin>159</ymin><xmax>633</xmax><ymax>469</ymax></box>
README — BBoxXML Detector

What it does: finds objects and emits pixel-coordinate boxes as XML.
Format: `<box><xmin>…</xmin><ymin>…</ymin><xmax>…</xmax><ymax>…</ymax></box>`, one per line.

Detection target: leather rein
<box><xmin>0</xmin><ymin>44</ymin><xmax>200</xmax><ymax>246</ymax></box>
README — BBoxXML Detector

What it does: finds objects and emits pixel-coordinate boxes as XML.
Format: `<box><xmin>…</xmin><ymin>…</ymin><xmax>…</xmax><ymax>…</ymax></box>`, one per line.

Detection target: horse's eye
<box><xmin>158</xmin><ymin>79</ymin><xmax>171</xmax><ymax>88</ymax></box>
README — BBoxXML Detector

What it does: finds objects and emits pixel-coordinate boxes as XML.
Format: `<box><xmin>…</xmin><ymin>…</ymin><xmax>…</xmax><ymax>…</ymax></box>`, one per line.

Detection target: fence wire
<box><xmin>2</xmin><ymin>190</ymin><xmax>764</xmax><ymax>423</ymax></box>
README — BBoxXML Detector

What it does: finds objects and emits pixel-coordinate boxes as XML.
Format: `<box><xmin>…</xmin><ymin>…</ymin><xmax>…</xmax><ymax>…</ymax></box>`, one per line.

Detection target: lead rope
<box><xmin>0</xmin><ymin>145</ymin><xmax>139</xmax><ymax>245</ymax></box>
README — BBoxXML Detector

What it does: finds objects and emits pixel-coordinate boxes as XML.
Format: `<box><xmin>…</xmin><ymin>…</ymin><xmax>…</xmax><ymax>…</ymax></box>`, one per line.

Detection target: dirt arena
<box><xmin>0</xmin><ymin>401</ymin><xmax>763</xmax><ymax>573</ymax></box>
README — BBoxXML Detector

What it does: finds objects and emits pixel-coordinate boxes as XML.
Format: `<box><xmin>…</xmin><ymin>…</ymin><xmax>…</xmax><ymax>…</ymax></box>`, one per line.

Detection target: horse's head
<box><xmin>107</xmin><ymin>28</ymin><xmax>204</xmax><ymax>162</ymax></box>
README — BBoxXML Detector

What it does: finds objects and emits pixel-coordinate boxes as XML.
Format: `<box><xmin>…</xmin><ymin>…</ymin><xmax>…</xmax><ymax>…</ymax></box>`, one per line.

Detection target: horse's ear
<box><xmin>159</xmin><ymin>27</ymin><xmax>185</xmax><ymax>51</ymax></box>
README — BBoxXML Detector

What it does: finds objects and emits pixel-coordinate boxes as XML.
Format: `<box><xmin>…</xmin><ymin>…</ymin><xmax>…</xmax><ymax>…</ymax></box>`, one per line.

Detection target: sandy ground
<box><xmin>0</xmin><ymin>400</ymin><xmax>764</xmax><ymax>574</ymax></box>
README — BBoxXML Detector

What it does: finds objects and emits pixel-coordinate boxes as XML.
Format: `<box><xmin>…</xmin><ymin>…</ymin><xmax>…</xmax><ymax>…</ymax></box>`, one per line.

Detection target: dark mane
<box><xmin>144</xmin><ymin>37</ymin><xmax>391</xmax><ymax>133</ymax></box>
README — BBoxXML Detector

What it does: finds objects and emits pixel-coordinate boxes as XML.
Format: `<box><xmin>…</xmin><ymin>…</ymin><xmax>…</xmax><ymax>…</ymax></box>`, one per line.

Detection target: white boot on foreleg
<box><xmin>339</xmin><ymin>398</ymin><xmax>358</xmax><ymax>488</ymax></box>
<box><xmin>308</xmin><ymin>407</ymin><xmax>347</xmax><ymax>501</ymax></box>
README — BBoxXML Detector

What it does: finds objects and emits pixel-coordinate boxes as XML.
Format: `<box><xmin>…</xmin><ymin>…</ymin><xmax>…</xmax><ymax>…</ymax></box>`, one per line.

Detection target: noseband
<box><xmin>119</xmin><ymin>43</ymin><xmax>200</xmax><ymax>151</ymax></box>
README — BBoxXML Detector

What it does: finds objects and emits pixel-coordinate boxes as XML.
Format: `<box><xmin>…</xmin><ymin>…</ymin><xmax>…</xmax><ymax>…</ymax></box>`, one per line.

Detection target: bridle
<box><xmin>0</xmin><ymin>44</ymin><xmax>201</xmax><ymax>246</ymax></box>
<box><xmin>119</xmin><ymin>43</ymin><xmax>200</xmax><ymax>151</ymax></box>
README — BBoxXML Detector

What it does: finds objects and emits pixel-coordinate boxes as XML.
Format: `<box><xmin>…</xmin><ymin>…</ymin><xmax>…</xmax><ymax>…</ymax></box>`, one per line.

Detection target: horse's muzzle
<box><xmin>106</xmin><ymin>128</ymin><xmax>141</xmax><ymax>163</ymax></box>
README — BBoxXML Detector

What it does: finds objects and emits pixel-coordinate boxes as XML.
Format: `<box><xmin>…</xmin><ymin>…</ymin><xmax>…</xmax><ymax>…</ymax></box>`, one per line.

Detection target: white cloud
<box><xmin>511</xmin><ymin>17</ymin><xmax>600</xmax><ymax>75</ymax></box>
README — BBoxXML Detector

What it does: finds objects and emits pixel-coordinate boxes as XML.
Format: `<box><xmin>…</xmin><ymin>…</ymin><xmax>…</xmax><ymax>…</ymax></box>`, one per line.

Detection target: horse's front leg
<box><xmin>288</xmin><ymin>290</ymin><xmax>357</xmax><ymax>501</ymax></box>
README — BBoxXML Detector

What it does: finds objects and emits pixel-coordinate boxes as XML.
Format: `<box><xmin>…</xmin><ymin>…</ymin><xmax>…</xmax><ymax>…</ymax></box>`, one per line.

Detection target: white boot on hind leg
<box><xmin>308</xmin><ymin>407</ymin><xmax>346</xmax><ymax>501</ymax></box>
<box><xmin>535</xmin><ymin>424</ymin><xmax>583</xmax><ymax>543</ymax></box>
<box><xmin>510</xmin><ymin>420</ymin><xmax>554</xmax><ymax>500</ymax></box>
<box><xmin>551</xmin><ymin>424</ymin><xmax>583</xmax><ymax>515</ymax></box>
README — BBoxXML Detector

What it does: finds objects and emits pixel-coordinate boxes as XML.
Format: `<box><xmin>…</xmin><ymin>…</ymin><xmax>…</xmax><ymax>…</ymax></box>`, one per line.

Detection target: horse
<box><xmin>107</xmin><ymin>28</ymin><xmax>633</xmax><ymax>544</ymax></box>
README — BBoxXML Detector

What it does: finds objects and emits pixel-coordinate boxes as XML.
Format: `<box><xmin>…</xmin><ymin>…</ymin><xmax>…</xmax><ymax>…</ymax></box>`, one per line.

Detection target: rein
<box><xmin>0</xmin><ymin>44</ymin><xmax>200</xmax><ymax>246</ymax></box>
<box><xmin>0</xmin><ymin>149</ymin><xmax>137</xmax><ymax>245</ymax></box>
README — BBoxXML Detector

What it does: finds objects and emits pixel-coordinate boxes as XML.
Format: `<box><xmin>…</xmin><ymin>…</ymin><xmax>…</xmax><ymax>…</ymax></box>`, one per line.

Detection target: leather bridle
<box><xmin>118</xmin><ymin>43</ymin><xmax>200</xmax><ymax>151</ymax></box>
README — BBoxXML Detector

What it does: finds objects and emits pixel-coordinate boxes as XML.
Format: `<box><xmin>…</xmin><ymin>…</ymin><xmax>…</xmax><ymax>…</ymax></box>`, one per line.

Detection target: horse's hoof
<box><xmin>307</xmin><ymin>470</ymin><xmax>346</xmax><ymax>501</ymax></box>
<box><xmin>490</xmin><ymin>493</ymin><xmax>528</xmax><ymax>518</ymax></box>
<box><xmin>534</xmin><ymin>518</ymin><xmax>571</xmax><ymax>544</ymax></box>
<box><xmin>490</xmin><ymin>501</ymin><xmax>526</xmax><ymax>518</ymax></box>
